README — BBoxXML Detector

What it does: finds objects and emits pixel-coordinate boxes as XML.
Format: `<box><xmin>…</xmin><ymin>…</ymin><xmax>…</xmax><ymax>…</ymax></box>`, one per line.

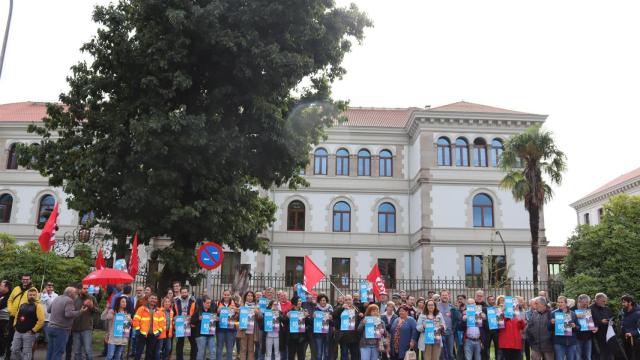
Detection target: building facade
<box><xmin>0</xmin><ymin>101</ymin><xmax>550</xmax><ymax>285</ymax></box>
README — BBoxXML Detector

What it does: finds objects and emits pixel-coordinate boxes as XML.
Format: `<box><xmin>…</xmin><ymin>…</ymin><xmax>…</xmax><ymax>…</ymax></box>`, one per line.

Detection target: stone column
<box><xmin>349</xmin><ymin>154</ymin><xmax>357</xmax><ymax>177</ymax></box>
<box><xmin>327</xmin><ymin>154</ymin><xmax>336</xmax><ymax>176</ymax></box>
<box><xmin>372</xmin><ymin>155</ymin><xmax>379</xmax><ymax>177</ymax></box>
<box><xmin>394</xmin><ymin>146</ymin><xmax>404</xmax><ymax>179</ymax></box>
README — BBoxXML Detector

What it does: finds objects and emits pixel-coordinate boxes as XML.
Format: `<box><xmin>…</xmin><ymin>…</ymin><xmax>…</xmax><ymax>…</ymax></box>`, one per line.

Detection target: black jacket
<box><xmin>590</xmin><ymin>303</ymin><xmax>613</xmax><ymax>342</ymax></box>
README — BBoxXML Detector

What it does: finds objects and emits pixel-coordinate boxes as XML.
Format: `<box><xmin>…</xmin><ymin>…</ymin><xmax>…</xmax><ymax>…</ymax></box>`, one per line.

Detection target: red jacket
<box><xmin>498</xmin><ymin>318</ymin><xmax>526</xmax><ymax>350</ymax></box>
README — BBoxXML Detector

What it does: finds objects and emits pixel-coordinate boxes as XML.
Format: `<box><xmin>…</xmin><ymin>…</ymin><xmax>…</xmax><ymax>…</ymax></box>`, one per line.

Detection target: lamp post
<box><xmin>0</xmin><ymin>0</ymin><xmax>13</xmax><ymax>80</ymax></box>
<box><xmin>495</xmin><ymin>230</ymin><xmax>510</xmax><ymax>295</ymax></box>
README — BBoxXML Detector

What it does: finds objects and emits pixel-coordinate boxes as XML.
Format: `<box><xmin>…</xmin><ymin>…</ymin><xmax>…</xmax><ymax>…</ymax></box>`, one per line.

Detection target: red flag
<box><xmin>95</xmin><ymin>248</ymin><xmax>106</xmax><ymax>270</ymax></box>
<box><xmin>366</xmin><ymin>263</ymin><xmax>387</xmax><ymax>298</ymax></box>
<box><xmin>128</xmin><ymin>233</ymin><xmax>138</xmax><ymax>278</ymax></box>
<box><xmin>303</xmin><ymin>256</ymin><xmax>325</xmax><ymax>294</ymax></box>
<box><xmin>38</xmin><ymin>203</ymin><xmax>59</xmax><ymax>252</ymax></box>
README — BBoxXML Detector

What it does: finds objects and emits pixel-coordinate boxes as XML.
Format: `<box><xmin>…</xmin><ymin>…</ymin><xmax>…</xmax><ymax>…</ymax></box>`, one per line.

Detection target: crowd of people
<box><xmin>1</xmin><ymin>274</ymin><xmax>640</xmax><ymax>360</ymax></box>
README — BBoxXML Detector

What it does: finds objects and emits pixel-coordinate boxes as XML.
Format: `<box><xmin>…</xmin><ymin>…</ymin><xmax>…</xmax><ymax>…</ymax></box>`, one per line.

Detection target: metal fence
<box><xmin>137</xmin><ymin>273</ymin><xmax>563</xmax><ymax>304</ymax></box>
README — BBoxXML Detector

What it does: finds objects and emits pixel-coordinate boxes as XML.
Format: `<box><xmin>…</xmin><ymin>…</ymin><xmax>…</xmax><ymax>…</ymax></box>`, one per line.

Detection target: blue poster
<box><xmin>365</xmin><ymin>317</ymin><xmax>375</xmax><ymax>339</ymax></box>
<box><xmin>313</xmin><ymin>311</ymin><xmax>325</xmax><ymax>334</ymax></box>
<box><xmin>220</xmin><ymin>308</ymin><xmax>230</xmax><ymax>329</ymax></box>
<box><xmin>264</xmin><ymin>310</ymin><xmax>273</xmax><ymax>332</ymax></box>
<box><xmin>360</xmin><ymin>283</ymin><xmax>369</xmax><ymax>303</ymax></box>
<box><xmin>466</xmin><ymin>305</ymin><xmax>476</xmax><ymax>328</ymax></box>
<box><xmin>289</xmin><ymin>311</ymin><xmax>300</xmax><ymax>333</ymax></box>
<box><xmin>554</xmin><ymin>312</ymin><xmax>566</xmax><ymax>336</ymax></box>
<box><xmin>201</xmin><ymin>313</ymin><xmax>215</xmax><ymax>335</ymax></box>
<box><xmin>575</xmin><ymin>309</ymin><xmax>588</xmax><ymax>331</ymax></box>
<box><xmin>487</xmin><ymin>307</ymin><xmax>498</xmax><ymax>330</ymax></box>
<box><xmin>296</xmin><ymin>284</ymin><xmax>307</xmax><ymax>302</ymax></box>
<box><xmin>341</xmin><ymin>310</ymin><xmax>355</xmax><ymax>331</ymax></box>
<box><xmin>239</xmin><ymin>307</ymin><xmax>249</xmax><ymax>329</ymax></box>
<box><xmin>259</xmin><ymin>297</ymin><xmax>268</xmax><ymax>312</ymax></box>
<box><xmin>175</xmin><ymin>316</ymin><xmax>185</xmax><ymax>337</ymax></box>
<box><xmin>425</xmin><ymin>319</ymin><xmax>435</xmax><ymax>344</ymax></box>
<box><xmin>504</xmin><ymin>297</ymin><xmax>514</xmax><ymax>319</ymax></box>
<box><xmin>113</xmin><ymin>313</ymin><xmax>125</xmax><ymax>337</ymax></box>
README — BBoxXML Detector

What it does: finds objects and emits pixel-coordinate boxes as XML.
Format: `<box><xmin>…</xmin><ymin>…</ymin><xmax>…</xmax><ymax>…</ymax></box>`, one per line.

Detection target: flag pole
<box><xmin>328</xmin><ymin>279</ymin><xmax>345</xmax><ymax>297</ymax></box>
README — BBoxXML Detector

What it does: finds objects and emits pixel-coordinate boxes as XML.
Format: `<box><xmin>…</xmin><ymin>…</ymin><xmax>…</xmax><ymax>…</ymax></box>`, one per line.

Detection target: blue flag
<box><xmin>425</xmin><ymin>319</ymin><xmax>435</xmax><ymax>344</ymax></box>
<box><xmin>466</xmin><ymin>305</ymin><xmax>476</xmax><ymax>328</ymax></box>
<box><xmin>504</xmin><ymin>297</ymin><xmax>514</xmax><ymax>319</ymax></box>
<box><xmin>487</xmin><ymin>307</ymin><xmax>498</xmax><ymax>330</ymax></box>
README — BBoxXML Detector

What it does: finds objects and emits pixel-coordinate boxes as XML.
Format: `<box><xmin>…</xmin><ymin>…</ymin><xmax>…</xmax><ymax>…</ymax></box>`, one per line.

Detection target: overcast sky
<box><xmin>1</xmin><ymin>1</ymin><xmax>639</xmax><ymax>246</ymax></box>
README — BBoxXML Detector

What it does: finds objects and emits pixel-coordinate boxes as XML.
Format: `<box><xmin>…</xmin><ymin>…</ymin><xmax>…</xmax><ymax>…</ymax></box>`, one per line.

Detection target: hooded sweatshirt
<box><xmin>13</xmin><ymin>288</ymin><xmax>45</xmax><ymax>333</ymax></box>
<box><xmin>8</xmin><ymin>282</ymin><xmax>38</xmax><ymax>317</ymax></box>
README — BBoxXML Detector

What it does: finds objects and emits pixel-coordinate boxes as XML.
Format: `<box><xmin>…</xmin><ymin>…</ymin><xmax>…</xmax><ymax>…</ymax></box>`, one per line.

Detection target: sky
<box><xmin>1</xmin><ymin>0</ymin><xmax>639</xmax><ymax>246</ymax></box>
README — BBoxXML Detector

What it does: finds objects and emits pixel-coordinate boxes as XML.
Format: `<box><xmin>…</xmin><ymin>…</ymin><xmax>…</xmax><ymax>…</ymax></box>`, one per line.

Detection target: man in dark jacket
<box><xmin>590</xmin><ymin>293</ymin><xmax>613</xmax><ymax>360</ymax></box>
<box><xmin>620</xmin><ymin>294</ymin><xmax>640</xmax><ymax>360</ymax></box>
<box><xmin>0</xmin><ymin>280</ymin><xmax>12</xmax><ymax>359</ymax></box>
<box><xmin>438</xmin><ymin>290</ymin><xmax>460</xmax><ymax>360</ymax></box>
<box><xmin>526</xmin><ymin>297</ymin><xmax>553</xmax><ymax>360</ymax></box>
<box><xmin>10</xmin><ymin>288</ymin><xmax>45</xmax><ymax>360</ymax></box>
<box><xmin>174</xmin><ymin>287</ymin><xmax>197</xmax><ymax>360</ymax></box>
<box><xmin>70</xmin><ymin>284</ymin><xmax>98</xmax><ymax>360</ymax></box>
<box><xmin>332</xmin><ymin>295</ymin><xmax>361</xmax><ymax>360</ymax></box>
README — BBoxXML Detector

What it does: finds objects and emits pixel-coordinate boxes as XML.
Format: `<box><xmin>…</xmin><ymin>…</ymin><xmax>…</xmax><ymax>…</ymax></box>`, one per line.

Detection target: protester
<box><xmin>216</xmin><ymin>290</ymin><xmax>238</xmax><ymax>360</ymax></box>
<box><xmin>194</xmin><ymin>295</ymin><xmax>216</xmax><ymax>360</ymax></box>
<box><xmin>485</xmin><ymin>294</ymin><xmax>500</xmax><ymax>360</ymax></box>
<box><xmin>285</xmin><ymin>296</ymin><xmax>309</xmax><ymax>360</ymax></box>
<box><xmin>461</xmin><ymin>298</ymin><xmax>483</xmax><ymax>360</ymax></box>
<box><xmin>238</xmin><ymin>291</ymin><xmax>259</xmax><ymax>360</ymax></box>
<box><xmin>262</xmin><ymin>300</ymin><xmax>283</xmax><ymax>360</ymax></box>
<box><xmin>417</xmin><ymin>300</ymin><xmax>446</xmax><ymax>360</ymax></box>
<box><xmin>7</xmin><ymin>273</ymin><xmax>36</xmax><ymax>360</ymax></box>
<box><xmin>590</xmin><ymin>293</ymin><xmax>613</xmax><ymax>360</ymax></box>
<box><xmin>101</xmin><ymin>295</ymin><xmax>131</xmax><ymax>360</ymax></box>
<box><xmin>133</xmin><ymin>293</ymin><xmax>165</xmax><ymax>360</ymax></box>
<box><xmin>333</xmin><ymin>295</ymin><xmax>361</xmax><ymax>360</ymax></box>
<box><xmin>438</xmin><ymin>290</ymin><xmax>459</xmax><ymax>360</ymax></box>
<box><xmin>40</xmin><ymin>282</ymin><xmax>58</xmax><ymax>340</ymax></box>
<box><xmin>10</xmin><ymin>288</ymin><xmax>44</xmax><ymax>360</ymax></box>
<box><xmin>498</xmin><ymin>299</ymin><xmax>526</xmax><ymax>360</ymax></box>
<box><xmin>158</xmin><ymin>297</ymin><xmax>175</xmax><ymax>360</ymax></box>
<box><xmin>551</xmin><ymin>296</ymin><xmax>578</xmax><ymax>360</ymax></box>
<box><xmin>175</xmin><ymin>287</ymin><xmax>197</xmax><ymax>360</ymax></box>
<box><xmin>71</xmin><ymin>283</ymin><xmax>99</xmax><ymax>360</ymax></box>
<box><xmin>526</xmin><ymin>297</ymin><xmax>554</xmax><ymax>360</ymax></box>
<box><xmin>620</xmin><ymin>294</ymin><xmax>640</xmax><ymax>360</ymax></box>
<box><xmin>388</xmin><ymin>304</ymin><xmax>417</xmax><ymax>360</ymax></box>
<box><xmin>0</xmin><ymin>280</ymin><xmax>12</xmax><ymax>360</ymax></box>
<box><xmin>573</xmin><ymin>294</ymin><xmax>594</xmax><ymax>360</ymax></box>
<box><xmin>357</xmin><ymin>304</ymin><xmax>388</xmax><ymax>360</ymax></box>
<box><xmin>46</xmin><ymin>287</ymin><xmax>86</xmax><ymax>360</ymax></box>
<box><xmin>312</xmin><ymin>294</ymin><xmax>333</xmax><ymax>360</ymax></box>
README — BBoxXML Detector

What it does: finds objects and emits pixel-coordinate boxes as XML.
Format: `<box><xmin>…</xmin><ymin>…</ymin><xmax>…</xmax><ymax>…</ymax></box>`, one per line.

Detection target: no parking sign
<box><xmin>196</xmin><ymin>242</ymin><xmax>225</xmax><ymax>270</ymax></box>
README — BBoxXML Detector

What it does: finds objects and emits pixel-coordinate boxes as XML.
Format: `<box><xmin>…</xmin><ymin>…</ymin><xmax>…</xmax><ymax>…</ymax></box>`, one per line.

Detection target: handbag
<box><xmin>404</xmin><ymin>349</ymin><xmax>417</xmax><ymax>360</ymax></box>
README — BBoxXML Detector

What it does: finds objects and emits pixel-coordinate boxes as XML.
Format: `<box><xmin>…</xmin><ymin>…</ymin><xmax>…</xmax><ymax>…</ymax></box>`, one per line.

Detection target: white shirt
<box><xmin>40</xmin><ymin>291</ymin><xmax>59</xmax><ymax>322</ymax></box>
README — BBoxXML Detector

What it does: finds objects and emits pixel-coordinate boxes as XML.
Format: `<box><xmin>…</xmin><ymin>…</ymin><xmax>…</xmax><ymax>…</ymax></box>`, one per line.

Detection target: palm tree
<box><xmin>499</xmin><ymin>124</ymin><xmax>566</xmax><ymax>291</ymax></box>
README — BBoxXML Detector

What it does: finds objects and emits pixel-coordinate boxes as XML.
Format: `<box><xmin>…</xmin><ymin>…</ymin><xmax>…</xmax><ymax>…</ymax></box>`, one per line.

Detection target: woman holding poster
<box><xmin>216</xmin><ymin>290</ymin><xmax>238</xmax><ymax>360</ymax></box>
<box><xmin>312</xmin><ymin>294</ymin><xmax>333</xmax><ymax>360</ymax></box>
<box><xmin>332</xmin><ymin>295</ymin><xmax>362</xmax><ymax>360</ymax></box>
<box><xmin>497</xmin><ymin>301</ymin><xmax>526</xmax><ymax>360</ymax></box>
<box><xmin>286</xmin><ymin>296</ymin><xmax>310</xmax><ymax>360</ymax></box>
<box><xmin>550</xmin><ymin>296</ymin><xmax>578</xmax><ymax>360</ymax></box>
<box><xmin>100</xmin><ymin>296</ymin><xmax>131</xmax><ymax>360</ymax></box>
<box><xmin>357</xmin><ymin>304</ymin><xmax>388</xmax><ymax>360</ymax></box>
<box><xmin>158</xmin><ymin>297</ymin><xmax>175</xmax><ymax>360</ymax></box>
<box><xmin>416</xmin><ymin>300</ymin><xmax>446</xmax><ymax>360</ymax></box>
<box><xmin>237</xmin><ymin>291</ymin><xmax>259</xmax><ymax>360</ymax></box>
<box><xmin>194</xmin><ymin>295</ymin><xmax>217</xmax><ymax>360</ymax></box>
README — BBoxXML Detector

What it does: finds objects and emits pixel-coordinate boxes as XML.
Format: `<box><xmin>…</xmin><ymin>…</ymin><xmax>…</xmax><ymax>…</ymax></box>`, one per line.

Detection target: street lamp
<box><xmin>495</xmin><ymin>230</ymin><xmax>510</xmax><ymax>295</ymax></box>
<box><xmin>0</xmin><ymin>0</ymin><xmax>13</xmax><ymax>80</ymax></box>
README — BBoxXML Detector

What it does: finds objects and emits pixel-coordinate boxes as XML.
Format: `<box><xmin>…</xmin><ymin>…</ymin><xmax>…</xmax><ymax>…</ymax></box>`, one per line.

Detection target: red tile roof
<box><xmin>0</xmin><ymin>102</ymin><xmax>49</xmax><ymax>122</ymax></box>
<box><xmin>582</xmin><ymin>166</ymin><xmax>640</xmax><ymax>198</ymax></box>
<box><xmin>342</xmin><ymin>107</ymin><xmax>419</xmax><ymax>128</ymax></box>
<box><xmin>547</xmin><ymin>246</ymin><xmax>568</xmax><ymax>257</ymax></box>
<box><xmin>428</xmin><ymin>101</ymin><xmax>536</xmax><ymax>115</ymax></box>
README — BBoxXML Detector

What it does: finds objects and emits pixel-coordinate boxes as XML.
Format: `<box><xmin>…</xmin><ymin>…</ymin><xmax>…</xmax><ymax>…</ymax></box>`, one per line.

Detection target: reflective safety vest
<box><xmin>159</xmin><ymin>308</ymin><xmax>175</xmax><ymax>339</ymax></box>
<box><xmin>132</xmin><ymin>305</ymin><xmax>166</xmax><ymax>336</ymax></box>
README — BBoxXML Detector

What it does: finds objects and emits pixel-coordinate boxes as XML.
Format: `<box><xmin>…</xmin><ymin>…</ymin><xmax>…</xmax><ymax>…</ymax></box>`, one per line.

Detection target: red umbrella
<box><xmin>82</xmin><ymin>268</ymin><xmax>134</xmax><ymax>286</ymax></box>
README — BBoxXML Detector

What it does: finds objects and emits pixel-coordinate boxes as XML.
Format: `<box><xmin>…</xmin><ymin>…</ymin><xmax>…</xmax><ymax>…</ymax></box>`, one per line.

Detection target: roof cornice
<box><xmin>570</xmin><ymin>177</ymin><xmax>640</xmax><ymax>210</ymax></box>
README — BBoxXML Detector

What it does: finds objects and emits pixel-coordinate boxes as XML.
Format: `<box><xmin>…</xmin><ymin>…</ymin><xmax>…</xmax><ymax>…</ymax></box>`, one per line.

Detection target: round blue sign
<box><xmin>196</xmin><ymin>242</ymin><xmax>225</xmax><ymax>270</ymax></box>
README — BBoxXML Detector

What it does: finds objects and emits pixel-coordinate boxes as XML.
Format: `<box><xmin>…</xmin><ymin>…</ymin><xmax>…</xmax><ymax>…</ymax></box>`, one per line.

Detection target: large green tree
<box><xmin>499</xmin><ymin>124</ymin><xmax>567</xmax><ymax>289</ymax></box>
<box><xmin>19</xmin><ymin>0</ymin><xmax>371</xmax><ymax>269</ymax></box>
<box><xmin>563</xmin><ymin>194</ymin><xmax>640</xmax><ymax>301</ymax></box>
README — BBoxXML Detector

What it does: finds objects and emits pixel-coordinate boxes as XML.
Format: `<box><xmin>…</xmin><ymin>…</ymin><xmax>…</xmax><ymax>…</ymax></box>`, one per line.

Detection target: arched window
<box><xmin>473</xmin><ymin>138</ymin><xmax>488</xmax><ymax>167</ymax></box>
<box><xmin>314</xmin><ymin>148</ymin><xmax>328</xmax><ymax>175</ymax></box>
<box><xmin>332</xmin><ymin>201</ymin><xmax>351</xmax><ymax>232</ymax></box>
<box><xmin>357</xmin><ymin>149</ymin><xmax>371</xmax><ymax>176</ymax></box>
<box><xmin>455</xmin><ymin>138</ymin><xmax>469</xmax><ymax>167</ymax></box>
<box><xmin>0</xmin><ymin>194</ymin><xmax>13</xmax><ymax>223</ymax></box>
<box><xmin>378</xmin><ymin>202</ymin><xmax>396</xmax><ymax>233</ymax></box>
<box><xmin>491</xmin><ymin>139</ymin><xmax>503</xmax><ymax>167</ymax></box>
<box><xmin>336</xmin><ymin>148</ymin><xmax>350</xmax><ymax>176</ymax></box>
<box><xmin>37</xmin><ymin>194</ymin><xmax>56</xmax><ymax>229</ymax></box>
<box><xmin>437</xmin><ymin>137</ymin><xmax>451</xmax><ymax>166</ymax></box>
<box><xmin>379</xmin><ymin>150</ymin><xmax>393</xmax><ymax>177</ymax></box>
<box><xmin>473</xmin><ymin>194</ymin><xmax>494</xmax><ymax>227</ymax></box>
<box><xmin>6</xmin><ymin>143</ymin><xmax>18</xmax><ymax>170</ymax></box>
<box><xmin>287</xmin><ymin>201</ymin><xmax>305</xmax><ymax>231</ymax></box>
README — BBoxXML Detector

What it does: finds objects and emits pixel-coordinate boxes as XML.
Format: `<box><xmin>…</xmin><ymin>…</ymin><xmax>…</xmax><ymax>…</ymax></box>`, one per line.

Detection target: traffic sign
<box><xmin>196</xmin><ymin>242</ymin><xmax>225</xmax><ymax>270</ymax></box>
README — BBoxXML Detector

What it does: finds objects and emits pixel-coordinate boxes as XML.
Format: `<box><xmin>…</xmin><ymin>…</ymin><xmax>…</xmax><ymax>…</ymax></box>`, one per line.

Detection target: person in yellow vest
<box><xmin>7</xmin><ymin>273</ymin><xmax>37</xmax><ymax>360</ymax></box>
<box><xmin>11</xmin><ymin>288</ymin><xmax>44</xmax><ymax>360</ymax></box>
<box><xmin>132</xmin><ymin>294</ymin><xmax>165</xmax><ymax>360</ymax></box>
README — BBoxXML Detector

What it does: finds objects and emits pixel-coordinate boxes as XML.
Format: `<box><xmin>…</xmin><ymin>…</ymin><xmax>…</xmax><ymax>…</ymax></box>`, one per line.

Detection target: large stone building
<box><xmin>0</xmin><ymin>101</ymin><xmax>550</xmax><ymax>286</ymax></box>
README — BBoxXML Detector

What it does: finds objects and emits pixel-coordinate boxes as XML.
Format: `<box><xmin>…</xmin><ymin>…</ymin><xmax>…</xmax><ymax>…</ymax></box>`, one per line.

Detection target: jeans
<box><xmin>158</xmin><ymin>338</ymin><xmax>173</xmax><ymax>360</ymax></box>
<box><xmin>440</xmin><ymin>334</ymin><xmax>454</xmax><ymax>360</ymax></box>
<box><xmin>196</xmin><ymin>336</ymin><xmax>215</xmax><ymax>360</ymax></box>
<box><xmin>255</xmin><ymin>338</ymin><xmax>263</xmax><ymax>360</ymax></box>
<box><xmin>11</xmin><ymin>331</ymin><xmax>36</xmax><ymax>360</ymax></box>
<box><xmin>216</xmin><ymin>331</ymin><xmax>236</xmax><ymax>360</ymax></box>
<box><xmin>72</xmin><ymin>330</ymin><xmax>94</xmax><ymax>360</ymax></box>
<box><xmin>265</xmin><ymin>337</ymin><xmax>280</xmax><ymax>360</ymax></box>
<box><xmin>105</xmin><ymin>343</ymin><xmax>125</xmax><ymax>360</ymax></box>
<box><xmin>531</xmin><ymin>350</ymin><xmax>554</xmax><ymax>360</ymax></box>
<box><xmin>464</xmin><ymin>339</ymin><xmax>481</xmax><ymax>360</ymax></box>
<box><xmin>46</xmin><ymin>327</ymin><xmax>70</xmax><ymax>360</ymax></box>
<box><xmin>360</xmin><ymin>346</ymin><xmax>379</xmax><ymax>360</ymax></box>
<box><xmin>314</xmin><ymin>336</ymin><xmax>329</xmax><ymax>360</ymax></box>
<box><xmin>176</xmin><ymin>335</ymin><xmax>198</xmax><ymax>360</ymax></box>
<box><xmin>554</xmin><ymin>344</ymin><xmax>577</xmax><ymax>360</ymax></box>
<box><xmin>339</xmin><ymin>342</ymin><xmax>358</xmax><ymax>360</ymax></box>
<box><xmin>576</xmin><ymin>339</ymin><xmax>591</xmax><ymax>360</ymax></box>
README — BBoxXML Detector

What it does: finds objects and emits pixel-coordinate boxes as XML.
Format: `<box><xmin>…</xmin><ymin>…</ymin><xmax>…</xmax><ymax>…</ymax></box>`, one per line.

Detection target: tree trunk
<box><xmin>528</xmin><ymin>205</ymin><xmax>540</xmax><ymax>293</ymax></box>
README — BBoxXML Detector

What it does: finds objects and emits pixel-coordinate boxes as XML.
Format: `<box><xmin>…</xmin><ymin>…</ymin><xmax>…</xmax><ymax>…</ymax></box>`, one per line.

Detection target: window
<box><xmin>465</xmin><ymin>255</ymin><xmax>483</xmax><ymax>288</ymax></box>
<box><xmin>379</xmin><ymin>150</ymin><xmax>393</xmax><ymax>177</ymax></box>
<box><xmin>583</xmin><ymin>213</ymin><xmax>590</xmax><ymax>225</ymax></box>
<box><xmin>6</xmin><ymin>143</ymin><xmax>18</xmax><ymax>170</ymax></box>
<box><xmin>336</xmin><ymin>148</ymin><xmax>349</xmax><ymax>176</ymax></box>
<box><xmin>378</xmin><ymin>258</ymin><xmax>397</xmax><ymax>288</ymax></box>
<box><xmin>455</xmin><ymin>138</ymin><xmax>469</xmax><ymax>167</ymax></box>
<box><xmin>37</xmin><ymin>195</ymin><xmax>56</xmax><ymax>229</ymax></box>
<box><xmin>473</xmin><ymin>138</ymin><xmax>488</xmax><ymax>167</ymax></box>
<box><xmin>490</xmin><ymin>139</ymin><xmax>503</xmax><ymax>167</ymax></box>
<box><xmin>287</xmin><ymin>200</ymin><xmax>305</xmax><ymax>231</ymax></box>
<box><xmin>489</xmin><ymin>255</ymin><xmax>506</xmax><ymax>285</ymax></box>
<box><xmin>597</xmin><ymin>208</ymin><xmax>604</xmax><ymax>222</ymax></box>
<box><xmin>285</xmin><ymin>256</ymin><xmax>304</xmax><ymax>286</ymax></box>
<box><xmin>357</xmin><ymin>149</ymin><xmax>371</xmax><ymax>176</ymax></box>
<box><xmin>472</xmin><ymin>194</ymin><xmax>494</xmax><ymax>227</ymax></box>
<box><xmin>548</xmin><ymin>263</ymin><xmax>562</xmax><ymax>280</ymax></box>
<box><xmin>220</xmin><ymin>252</ymin><xmax>241</xmax><ymax>283</ymax></box>
<box><xmin>314</xmin><ymin>148</ymin><xmax>328</xmax><ymax>175</ymax></box>
<box><xmin>0</xmin><ymin>194</ymin><xmax>13</xmax><ymax>223</ymax></box>
<box><xmin>332</xmin><ymin>201</ymin><xmax>351</xmax><ymax>232</ymax></box>
<box><xmin>332</xmin><ymin>258</ymin><xmax>351</xmax><ymax>288</ymax></box>
<box><xmin>378</xmin><ymin>203</ymin><xmax>396</xmax><ymax>233</ymax></box>
<box><xmin>437</xmin><ymin>137</ymin><xmax>451</xmax><ymax>166</ymax></box>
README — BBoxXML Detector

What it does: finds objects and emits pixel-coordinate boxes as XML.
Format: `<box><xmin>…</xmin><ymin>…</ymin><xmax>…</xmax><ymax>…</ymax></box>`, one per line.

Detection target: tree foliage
<box><xmin>499</xmin><ymin>124</ymin><xmax>567</xmax><ymax>287</ymax></box>
<box><xmin>563</xmin><ymin>194</ymin><xmax>640</xmax><ymax>301</ymax></box>
<box><xmin>18</xmin><ymin>0</ymin><xmax>372</xmax><ymax>259</ymax></box>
